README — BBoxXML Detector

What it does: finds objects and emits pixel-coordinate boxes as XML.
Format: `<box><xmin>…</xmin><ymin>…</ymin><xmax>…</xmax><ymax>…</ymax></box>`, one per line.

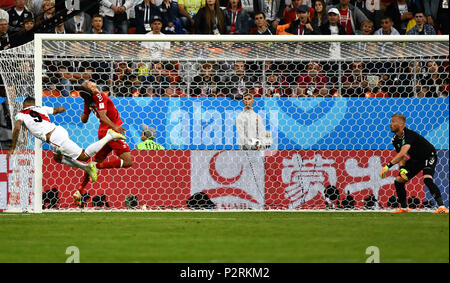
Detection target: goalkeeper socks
<box><xmin>61</xmin><ymin>156</ymin><xmax>88</xmax><ymax>170</ymax></box>
<box><xmin>96</xmin><ymin>158</ymin><xmax>123</xmax><ymax>169</ymax></box>
<box><xmin>84</xmin><ymin>134</ymin><xmax>114</xmax><ymax>157</ymax></box>
<box><xmin>394</xmin><ymin>181</ymin><xmax>408</xmax><ymax>208</ymax></box>
<box><xmin>424</xmin><ymin>178</ymin><xmax>444</xmax><ymax>207</ymax></box>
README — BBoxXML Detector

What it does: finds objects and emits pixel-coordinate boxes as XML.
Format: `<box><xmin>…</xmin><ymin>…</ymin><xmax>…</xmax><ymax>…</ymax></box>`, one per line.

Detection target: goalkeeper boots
<box><xmin>390</xmin><ymin>208</ymin><xmax>410</xmax><ymax>213</ymax></box>
<box><xmin>107</xmin><ymin>129</ymin><xmax>126</xmax><ymax>140</ymax></box>
<box><xmin>432</xmin><ymin>206</ymin><xmax>449</xmax><ymax>214</ymax></box>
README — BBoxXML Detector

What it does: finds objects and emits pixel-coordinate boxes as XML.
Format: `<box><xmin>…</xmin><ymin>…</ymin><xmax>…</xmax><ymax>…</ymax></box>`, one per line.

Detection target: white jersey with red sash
<box><xmin>15</xmin><ymin>106</ymin><xmax>56</xmax><ymax>142</ymax></box>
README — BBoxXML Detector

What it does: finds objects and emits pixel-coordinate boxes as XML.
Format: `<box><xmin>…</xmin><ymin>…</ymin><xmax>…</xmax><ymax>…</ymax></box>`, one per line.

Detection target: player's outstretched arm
<box><xmin>7</xmin><ymin>119</ymin><xmax>23</xmax><ymax>160</ymax></box>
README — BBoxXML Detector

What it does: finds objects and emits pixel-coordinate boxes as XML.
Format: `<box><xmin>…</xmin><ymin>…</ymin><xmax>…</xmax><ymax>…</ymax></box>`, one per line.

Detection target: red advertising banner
<box><xmin>42</xmin><ymin>150</ymin><xmax>191</xmax><ymax>209</ymax></box>
<box><xmin>2</xmin><ymin>150</ymin><xmax>426</xmax><ymax>210</ymax></box>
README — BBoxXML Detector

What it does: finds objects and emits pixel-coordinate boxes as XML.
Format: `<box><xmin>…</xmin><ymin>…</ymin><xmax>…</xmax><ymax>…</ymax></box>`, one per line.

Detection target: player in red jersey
<box><xmin>74</xmin><ymin>80</ymin><xmax>133</xmax><ymax>206</ymax></box>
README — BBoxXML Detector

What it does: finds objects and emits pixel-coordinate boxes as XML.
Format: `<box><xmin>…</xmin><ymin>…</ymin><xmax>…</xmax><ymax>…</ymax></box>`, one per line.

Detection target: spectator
<box><xmin>178</xmin><ymin>0</ymin><xmax>205</xmax><ymax>33</ymax></box>
<box><xmin>0</xmin><ymin>8</ymin><xmax>8</xmax><ymax>23</ymax></box>
<box><xmin>224</xmin><ymin>0</ymin><xmax>250</xmax><ymax>34</ymax></box>
<box><xmin>140</xmin><ymin>15</ymin><xmax>171</xmax><ymax>58</ymax></box>
<box><xmin>297</xmin><ymin>61</ymin><xmax>328</xmax><ymax>97</ymax></box>
<box><xmin>252</xmin><ymin>11</ymin><xmax>275</xmax><ymax>34</ymax></box>
<box><xmin>283</xmin><ymin>0</ymin><xmax>313</xmax><ymax>24</ymax></box>
<box><xmin>311</xmin><ymin>0</ymin><xmax>329</xmax><ymax>28</ymax></box>
<box><xmin>342</xmin><ymin>61</ymin><xmax>369</xmax><ymax>97</ymax></box>
<box><xmin>7</xmin><ymin>0</ymin><xmax>33</xmax><ymax>34</ymax></box>
<box><xmin>158</xmin><ymin>0</ymin><xmax>184</xmax><ymax>34</ymax></box>
<box><xmin>328</xmin><ymin>0</ymin><xmax>368</xmax><ymax>34</ymax></box>
<box><xmin>319</xmin><ymin>7</ymin><xmax>346</xmax><ymax>34</ymax></box>
<box><xmin>10</xmin><ymin>16</ymin><xmax>34</xmax><ymax>47</ymax></box>
<box><xmin>113</xmin><ymin>61</ymin><xmax>141</xmax><ymax>96</ymax></box>
<box><xmin>86</xmin><ymin>13</ymin><xmax>106</xmax><ymax>33</ymax></box>
<box><xmin>254</xmin><ymin>0</ymin><xmax>286</xmax><ymax>30</ymax></box>
<box><xmin>190</xmin><ymin>62</ymin><xmax>222</xmax><ymax>96</ymax></box>
<box><xmin>350</xmin><ymin>19</ymin><xmax>377</xmax><ymax>54</ymax></box>
<box><xmin>223</xmin><ymin>60</ymin><xmax>256</xmax><ymax>100</ymax></box>
<box><xmin>418</xmin><ymin>60</ymin><xmax>448</xmax><ymax>97</ymax></box>
<box><xmin>141</xmin><ymin>61</ymin><xmax>171</xmax><ymax>96</ymax></box>
<box><xmin>424</xmin><ymin>0</ymin><xmax>448</xmax><ymax>35</ymax></box>
<box><xmin>357</xmin><ymin>17</ymin><xmax>374</xmax><ymax>34</ymax></box>
<box><xmin>65</xmin><ymin>10</ymin><xmax>92</xmax><ymax>33</ymax></box>
<box><xmin>194</xmin><ymin>0</ymin><xmax>225</xmax><ymax>34</ymax></box>
<box><xmin>56</xmin><ymin>41</ymin><xmax>92</xmax><ymax>97</ymax></box>
<box><xmin>34</xmin><ymin>0</ymin><xmax>55</xmax><ymax>33</ymax></box>
<box><xmin>392</xmin><ymin>61</ymin><xmax>423</xmax><ymax>97</ymax></box>
<box><xmin>353</xmin><ymin>0</ymin><xmax>383</xmax><ymax>30</ymax></box>
<box><xmin>100</xmin><ymin>0</ymin><xmax>134</xmax><ymax>34</ymax></box>
<box><xmin>25</xmin><ymin>0</ymin><xmax>43</xmax><ymax>15</ymax></box>
<box><xmin>126</xmin><ymin>0</ymin><xmax>141</xmax><ymax>32</ymax></box>
<box><xmin>407</xmin><ymin>10</ymin><xmax>436</xmax><ymax>34</ymax></box>
<box><xmin>0</xmin><ymin>18</ymin><xmax>11</xmax><ymax>50</ymax></box>
<box><xmin>136</xmin><ymin>124</ymin><xmax>165</xmax><ymax>150</ymax></box>
<box><xmin>281</xmin><ymin>5</ymin><xmax>319</xmax><ymax>35</ymax></box>
<box><xmin>383</xmin><ymin>0</ymin><xmax>416</xmax><ymax>34</ymax></box>
<box><xmin>135</xmin><ymin>0</ymin><xmax>159</xmax><ymax>34</ymax></box>
<box><xmin>374</xmin><ymin>15</ymin><xmax>400</xmax><ymax>35</ymax></box>
<box><xmin>372</xmin><ymin>15</ymin><xmax>401</xmax><ymax>56</ymax></box>
<box><xmin>256</xmin><ymin>69</ymin><xmax>288</xmax><ymax>97</ymax></box>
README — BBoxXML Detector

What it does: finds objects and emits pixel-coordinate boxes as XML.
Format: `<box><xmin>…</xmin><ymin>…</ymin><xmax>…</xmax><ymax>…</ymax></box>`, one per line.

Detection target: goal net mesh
<box><xmin>0</xmin><ymin>42</ymin><xmax>36</xmax><ymax>212</ymax></box>
<box><xmin>0</xmin><ymin>36</ymin><xmax>448</xmax><ymax>211</ymax></box>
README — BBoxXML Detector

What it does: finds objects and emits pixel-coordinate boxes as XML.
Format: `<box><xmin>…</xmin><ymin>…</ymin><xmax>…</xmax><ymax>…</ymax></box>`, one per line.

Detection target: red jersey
<box><xmin>83</xmin><ymin>92</ymin><xmax>123</xmax><ymax>131</ymax></box>
<box><xmin>339</xmin><ymin>8</ymin><xmax>353</xmax><ymax>35</ymax></box>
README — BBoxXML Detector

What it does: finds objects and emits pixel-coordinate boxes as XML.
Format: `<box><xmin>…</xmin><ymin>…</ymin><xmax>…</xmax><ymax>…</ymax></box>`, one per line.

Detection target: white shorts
<box><xmin>48</xmin><ymin>126</ymin><xmax>83</xmax><ymax>160</ymax></box>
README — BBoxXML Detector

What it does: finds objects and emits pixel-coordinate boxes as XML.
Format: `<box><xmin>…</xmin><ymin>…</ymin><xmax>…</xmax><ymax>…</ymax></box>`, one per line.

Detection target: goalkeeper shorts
<box><xmin>403</xmin><ymin>152</ymin><xmax>437</xmax><ymax>180</ymax></box>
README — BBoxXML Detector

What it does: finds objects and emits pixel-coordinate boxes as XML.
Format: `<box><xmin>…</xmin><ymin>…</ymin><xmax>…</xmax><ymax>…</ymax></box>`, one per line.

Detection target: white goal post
<box><xmin>0</xmin><ymin>34</ymin><xmax>448</xmax><ymax>212</ymax></box>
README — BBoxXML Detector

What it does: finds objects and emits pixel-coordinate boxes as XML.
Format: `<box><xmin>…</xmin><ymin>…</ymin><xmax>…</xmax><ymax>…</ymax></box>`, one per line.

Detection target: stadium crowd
<box><xmin>0</xmin><ymin>1</ymin><xmax>448</xmax><ymax>148</ymax></box>
<box><xmin>1</xmin><ymin>0</ymin><xmax>448</xmax><ymax>145</ymax></box>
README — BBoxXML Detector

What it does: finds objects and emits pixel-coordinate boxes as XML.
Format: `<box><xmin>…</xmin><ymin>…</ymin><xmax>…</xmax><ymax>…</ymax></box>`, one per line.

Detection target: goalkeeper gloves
<box><xmin>399</xmin><ymin>168</ymin><xmax>409</xmax><ymax>181</ymax></box>
<box><xmin>380</xmin><ymin>162</ymin><xmax>393</xmax><ymax>179</ymax></box>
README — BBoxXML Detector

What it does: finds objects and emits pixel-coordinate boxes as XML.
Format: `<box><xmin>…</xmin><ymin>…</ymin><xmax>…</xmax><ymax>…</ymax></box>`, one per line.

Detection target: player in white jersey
<box><xmin>7</xmin><ymin>96</ymin><xmax>126</xmax><ymax>182</ymax></box>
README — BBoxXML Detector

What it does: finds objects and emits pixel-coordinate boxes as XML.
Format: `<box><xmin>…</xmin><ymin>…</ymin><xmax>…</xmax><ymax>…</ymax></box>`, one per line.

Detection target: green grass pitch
<box><xmin>0</xmin><ymin>211</ymin><xmax>448</xmax><ymax>263</ymax></box>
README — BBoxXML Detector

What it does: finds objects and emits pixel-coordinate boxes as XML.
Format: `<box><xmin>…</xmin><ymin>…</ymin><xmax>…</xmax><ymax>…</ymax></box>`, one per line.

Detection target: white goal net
<box><xmin>0</xmin><ymin>34</ymin><xmax>448</xmax><ymax>212</ymax></box>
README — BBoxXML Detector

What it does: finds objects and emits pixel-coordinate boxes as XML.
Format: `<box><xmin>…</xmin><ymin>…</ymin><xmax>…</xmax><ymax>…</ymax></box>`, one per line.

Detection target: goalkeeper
<box><xmin>380</xmin><ymin>114</ymin><xmax>448</xmax><ymax>213</ymax></box>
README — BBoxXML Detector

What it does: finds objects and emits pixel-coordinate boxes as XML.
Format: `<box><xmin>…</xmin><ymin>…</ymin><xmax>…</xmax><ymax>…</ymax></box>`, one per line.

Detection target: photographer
<box><xmin>236</xmin><ymin>93</ymin><xmax>271</xmax><ymax>150</ymax></box>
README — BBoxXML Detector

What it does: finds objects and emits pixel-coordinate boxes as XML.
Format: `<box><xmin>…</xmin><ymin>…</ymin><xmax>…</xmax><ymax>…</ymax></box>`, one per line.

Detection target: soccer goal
<box><xmin>0</xmin><ymin>34</ymin><xmax>448</xmax><ymax>213</ymax></box>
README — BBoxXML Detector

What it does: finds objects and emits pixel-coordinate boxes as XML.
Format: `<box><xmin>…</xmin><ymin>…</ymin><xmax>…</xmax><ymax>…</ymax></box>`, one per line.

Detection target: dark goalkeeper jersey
<box><xmin>392</xmin><ymin>128</ymin><xmax>436</xmax><ymax>161</ymax></box>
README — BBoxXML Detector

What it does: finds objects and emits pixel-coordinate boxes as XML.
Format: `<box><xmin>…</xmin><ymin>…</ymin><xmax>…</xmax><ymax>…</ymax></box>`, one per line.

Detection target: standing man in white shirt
<box><xmin>236</xmin><ymin>93</ymin><xmax>269</xmax><ymax>150</ymax></box>
<box><xmin>140</xmin><ymin>15</ymin><xmax>171</xmax><ymax>58</ymax></box>
<box><xmin>100</xmin><ymin>0</ymin><xmax>134</xmax><ymax>34</ymax></box>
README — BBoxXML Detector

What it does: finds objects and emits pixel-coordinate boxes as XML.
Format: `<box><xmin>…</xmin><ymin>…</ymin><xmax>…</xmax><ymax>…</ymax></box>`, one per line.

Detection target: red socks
<box><xmin>96</xmin><ymin>159</ymin><xmax>123</xmax><ymax>169</ymax></box>
<box><xmin>77</xmin><ymin>172</ymin><xmax>90</xmax><ymax>194</ymax></box>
